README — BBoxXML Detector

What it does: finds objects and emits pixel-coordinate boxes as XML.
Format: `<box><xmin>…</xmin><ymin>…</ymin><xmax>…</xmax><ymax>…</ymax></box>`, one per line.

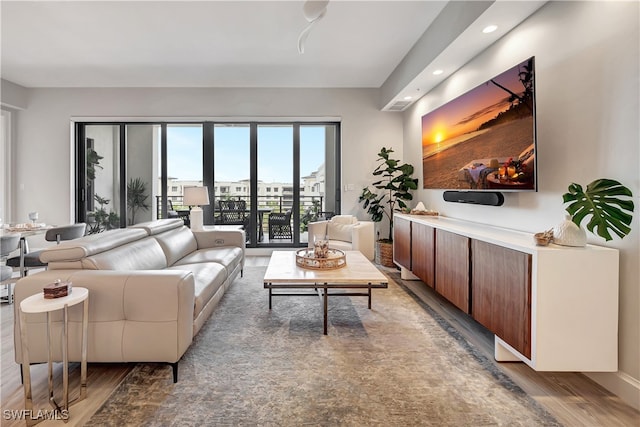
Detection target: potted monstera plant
<box><xmin>559</xmin><ymin>178</ymin><xmax>634</xmax><ymax>244</ymax></box>
<box><xmin>359</xmin><ymin>147</ymin><xmax>418</xmax><ymax>266</ymax></box>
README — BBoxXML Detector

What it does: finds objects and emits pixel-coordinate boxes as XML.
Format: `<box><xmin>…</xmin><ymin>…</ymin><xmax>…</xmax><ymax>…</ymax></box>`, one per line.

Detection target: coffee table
<box><xmin>263</xmin><ymin>251</ymin><xmax>388</xmax><ymax>334</ymax></box>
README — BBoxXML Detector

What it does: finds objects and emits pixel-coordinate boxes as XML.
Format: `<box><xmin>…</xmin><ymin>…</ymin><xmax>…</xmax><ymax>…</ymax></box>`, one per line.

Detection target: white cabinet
<box><xmin>395</xmin><ymin>213</ymin><xmax>619</xmax><ymax>372</ymax></box>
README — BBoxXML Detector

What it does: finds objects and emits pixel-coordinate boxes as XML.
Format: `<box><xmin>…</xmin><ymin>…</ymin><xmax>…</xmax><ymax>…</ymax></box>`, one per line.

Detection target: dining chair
<box><xmin>7</xmin><ymin>223</ymin><xmax>87</xmax><ymax>277</ymax></box>
<box><xmin>1</xmin><ymin>233</ymin><xmax>21</xmax><ymax>304</ymax></box>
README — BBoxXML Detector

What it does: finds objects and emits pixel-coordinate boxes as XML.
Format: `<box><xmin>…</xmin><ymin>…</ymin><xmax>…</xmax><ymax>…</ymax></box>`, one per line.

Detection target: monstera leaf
<box><xmin>562</xmin><ymin>179</ymin><xmax>634</xmax><ymax>241</ymax></box>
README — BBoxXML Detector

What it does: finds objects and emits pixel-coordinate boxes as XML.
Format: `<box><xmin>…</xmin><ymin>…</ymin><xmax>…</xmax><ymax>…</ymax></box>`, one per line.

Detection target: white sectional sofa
<box><xmin>13</xmin><ymin>219</ymin><xmax>244</xmax><ymax>382</ymax></box>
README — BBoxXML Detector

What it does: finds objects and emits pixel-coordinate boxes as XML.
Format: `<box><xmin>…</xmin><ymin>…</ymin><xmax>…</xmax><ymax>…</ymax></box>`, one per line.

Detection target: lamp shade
<box><xmin>183</xmin><ymin>186</ymin><xmax>209</xmax><ymax>206</ymax></box>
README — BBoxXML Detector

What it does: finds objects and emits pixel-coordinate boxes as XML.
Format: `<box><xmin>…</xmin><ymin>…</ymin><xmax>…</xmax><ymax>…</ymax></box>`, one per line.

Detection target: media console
<box><xmin>393</xmin><ymin>213</ymin><xmax>619</xmax><ymax>372</ymax></box>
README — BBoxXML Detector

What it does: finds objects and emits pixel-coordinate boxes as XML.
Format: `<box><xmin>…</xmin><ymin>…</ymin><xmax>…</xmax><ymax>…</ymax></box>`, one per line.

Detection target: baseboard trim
<box><xmin>585</xmin><ymin>371</ymin><xmax>640</xmax><ymax>411</ymax></box>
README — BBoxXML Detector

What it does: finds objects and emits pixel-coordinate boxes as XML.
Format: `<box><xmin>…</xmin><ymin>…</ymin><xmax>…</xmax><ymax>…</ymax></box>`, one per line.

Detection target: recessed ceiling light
<box><xmin>483</xmin><ymin>25</ymin><xmax>498</xmax><ymax>34</ymax></box>
<box><xmin>433</xmin><ymin>69</ymin><xmax>444</xmax><ymax>75</ymax></box>
<box><xmin>403</xmin><ymin>96</ymin><xmax>413</xmax><ymax>101</ymax></box>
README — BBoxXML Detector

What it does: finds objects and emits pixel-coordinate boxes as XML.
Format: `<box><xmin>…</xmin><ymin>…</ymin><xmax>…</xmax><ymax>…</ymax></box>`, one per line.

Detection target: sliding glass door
<box><xmin>76</xmin><ymin>120</ymin><xmax>340</xmax><ymax>247</ymax></box>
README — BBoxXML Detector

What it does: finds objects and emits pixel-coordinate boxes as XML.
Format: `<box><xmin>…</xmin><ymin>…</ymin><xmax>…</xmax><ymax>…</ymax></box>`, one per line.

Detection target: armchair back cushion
<box><xmin>327</xmin><ymin>222</ymin><xmax>354</xmax><ymax>243</ymax></box>
<box><xmin>307</xmin><ymin>215</ymin><xmax>375</xmax><ymax>261</ymax></box>
<box><xmin>329</xmin><ymin>215</ymin><xmax>358</xmax><ymax>225</ymax></box>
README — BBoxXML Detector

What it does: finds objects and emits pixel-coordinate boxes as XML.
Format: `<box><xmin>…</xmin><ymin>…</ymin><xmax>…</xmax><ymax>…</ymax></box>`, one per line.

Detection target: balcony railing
<box><xmin>156</xmin><ymin>195</ymin><xmax>325</xmax><ymax>220</ymax></box>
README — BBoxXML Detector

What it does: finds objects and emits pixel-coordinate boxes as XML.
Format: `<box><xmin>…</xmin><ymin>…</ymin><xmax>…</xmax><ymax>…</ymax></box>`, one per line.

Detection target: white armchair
<box><xmin>307</xmin><ymin>215</ymin><xmax>375</xmax><ymax>261</ymax></box>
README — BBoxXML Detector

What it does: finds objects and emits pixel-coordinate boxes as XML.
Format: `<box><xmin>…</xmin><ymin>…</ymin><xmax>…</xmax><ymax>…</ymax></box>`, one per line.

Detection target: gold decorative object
<box><xmin>296</xmin><ymin>248</ymin><xmax>347</xmax><ymax>270</ymax></box>
<box><xmin>534</xmin><ymin>229</ymin><xmax>553</xmax><ymax>246</ymax></box>
<box><xmin>409</xmin><ymin>209</ymin><xmax>439</xmax><ymax>216</ymax></box>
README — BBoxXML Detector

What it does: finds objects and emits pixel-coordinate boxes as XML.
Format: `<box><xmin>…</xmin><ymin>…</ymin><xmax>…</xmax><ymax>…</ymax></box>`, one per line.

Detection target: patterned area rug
<box><xmin>88</xmin><ymin>266</ymin><xmax>560</xmax><ymax>426</ymax></box>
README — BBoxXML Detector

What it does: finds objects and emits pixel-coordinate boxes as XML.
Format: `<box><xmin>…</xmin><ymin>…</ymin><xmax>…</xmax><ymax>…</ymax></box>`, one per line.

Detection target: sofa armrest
<box><xmin>192</xmin><ymin>229</ymin><xmax>245</xmax><ymax>250</ymax></box>
<box><xmin>307</xmin><ymin>221</ymin><xmax>329</xmax><ymax>248</ymax></box>
<box><xmin>14</xmin><ymin>269</ymin><xmax>195</xmax><ymax>365</ymax></box>
<box><xmin>351</xmin><ymin>221</ymin><xmax>375</xmax><ymax>261</ymax></box>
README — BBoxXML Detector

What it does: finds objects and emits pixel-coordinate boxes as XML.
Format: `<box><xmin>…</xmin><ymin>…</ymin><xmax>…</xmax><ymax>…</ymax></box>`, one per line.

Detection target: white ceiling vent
<box><xmin>385</xmin><ymin>100</ymin><xmax>412</xmax><ymax>112</ymax></box>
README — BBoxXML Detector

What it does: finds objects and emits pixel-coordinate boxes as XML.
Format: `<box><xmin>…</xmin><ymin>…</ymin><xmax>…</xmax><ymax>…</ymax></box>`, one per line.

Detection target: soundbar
<box><xmin>443</xmin><ymin>191</ymin><xmax>504</xmax><ymax>206</ymax></box>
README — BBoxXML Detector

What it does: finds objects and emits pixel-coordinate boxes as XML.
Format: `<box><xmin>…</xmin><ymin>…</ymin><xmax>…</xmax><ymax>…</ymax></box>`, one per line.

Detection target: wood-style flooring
<box><xmin>1</xmin><ymin>257</ymin><xmax>638</xmax><ymax>426</ymax></box>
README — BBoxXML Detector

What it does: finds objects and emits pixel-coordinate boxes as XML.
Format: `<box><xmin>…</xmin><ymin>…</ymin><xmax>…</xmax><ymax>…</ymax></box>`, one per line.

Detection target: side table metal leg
<box><xmin>268</xmin><ymin>286</ymin><xmax>272</xmax><ymax>309</ymax></box>
<box><xmin>19</xmin><ymin>309</ymin><xmax>35</xmax><ymax>427</ymax></box>
<box><xmin>47</xmin><ymin>312</ymin><xmax>54</xmax><ymax>407</ymax></box>
<box><xmin>62</xmin><ymin>304</ymin><xmax>69</xmax><ymax>415</ymax></box>
<box><xmin>368</xmin><ymin>284</ymin><xmax>372</xmax><ymax>309</ymax></box>
<box><xmin>80</xmin><ymin>297</ymin><xmax>88</xmax><ymax>400</ymax></box>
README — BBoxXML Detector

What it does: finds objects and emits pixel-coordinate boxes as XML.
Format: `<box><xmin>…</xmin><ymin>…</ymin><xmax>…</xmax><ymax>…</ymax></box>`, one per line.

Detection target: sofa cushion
<box><xmin>153</xmin><ymin>226</ymin><xmax>198</xmax><ymax>266</ymax></box>
<box><xmin>174</xmin><ymin>247</ymin><xmax>243</xmax><ymax>276</ymax></box>
<box><xmin>327</xmin><ymin>222</ymin><xmax>354</xmax><ymax>243</ymax></box>
<box><xmin>82</xmin><ymin>237</ymin><xmax>168</xmax><ymax>270</ymax></box>
<box><xmin>167</xmin><ymin>262</ymin><xmax>227</xmax><ymax>318</ymax></box>
<box><xmin>327</xmin><ymin>239</ymin><xmax>352</xmax><ymax>252</ymax></box>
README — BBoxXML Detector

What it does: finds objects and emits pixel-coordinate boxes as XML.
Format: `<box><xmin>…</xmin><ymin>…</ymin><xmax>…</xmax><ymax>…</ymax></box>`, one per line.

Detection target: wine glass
<box><xmin>28</xmin><ymin>211</ymin><xmax>39</xmax><ymax>225</ymax></box>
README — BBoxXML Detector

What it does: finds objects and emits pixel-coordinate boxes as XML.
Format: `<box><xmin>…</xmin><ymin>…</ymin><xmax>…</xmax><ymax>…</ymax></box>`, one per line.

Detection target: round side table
<box><xmin>19</xmin><ymin>287</ymin><xmax>88</xmax><ymax>426</ymax></box>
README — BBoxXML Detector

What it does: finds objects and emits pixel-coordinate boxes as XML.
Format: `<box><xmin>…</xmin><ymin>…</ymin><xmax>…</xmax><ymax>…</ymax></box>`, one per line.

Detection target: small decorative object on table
<box><xmin>43</xmin><ymin>279</ymin><xmax>72</xmax><ymax>299</ymax></box>
<box><xmin>534</xmin><ymin>229</ymin><xmax>553</xmax><ymax>246</ymax></box>
<box><xmin>313</xmin><ymin>234</ymin><xmax>329</xmax><ymax>258</ymax></box>
<box><xmin>296</xmin><ymin>248</ymin><xmax>347</xmax><ymax>270</ymax></box>
<box><xmin>409</xmin><ymin>201</ymin><xmax>439</xmax><ymax>216</ymax></box>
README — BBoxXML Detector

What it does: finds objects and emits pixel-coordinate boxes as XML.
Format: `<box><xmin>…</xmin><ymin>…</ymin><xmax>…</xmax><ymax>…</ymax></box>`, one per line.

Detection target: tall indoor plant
<box><xmin>359</xmin><ymin>147</ymin><xmax>418</xmax><ymax>266</ymax></box>
<box><xmin>127</xmin><ymin>177</ymin><xmax>150</xmax><ymax>225</ymax></box>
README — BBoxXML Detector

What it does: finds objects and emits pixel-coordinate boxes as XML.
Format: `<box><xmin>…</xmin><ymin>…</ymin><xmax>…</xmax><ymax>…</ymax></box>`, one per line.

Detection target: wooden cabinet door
<box><xmin>412</xmin><ymin>222</ymin><xmax>435</xmax><ymax>288</ymax></box>
<box><xmin>393</xmin><ymin>216</ymin><xmax>412</xmax><ymax>270</ymax></box>
<box><xmin>471</xmin><ymin>240</ymin><xmax>532</xmax><ymax>358</ymax></box>
<box><xmin>435</xmin><ymin>230</ymin><xmax>470</xmax><ymax>313</ymax></box>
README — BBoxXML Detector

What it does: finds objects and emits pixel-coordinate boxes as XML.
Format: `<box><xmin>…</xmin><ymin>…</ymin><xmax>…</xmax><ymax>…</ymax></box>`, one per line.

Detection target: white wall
<box><xmin>12</xmin><ymin>87</ymin><xmax>402</xmax><ymax>229</ymax></box>
<box><xmin>403</xmin><ymin>0</ymin><xmax>639</xmax><ymax>408</ymax></box>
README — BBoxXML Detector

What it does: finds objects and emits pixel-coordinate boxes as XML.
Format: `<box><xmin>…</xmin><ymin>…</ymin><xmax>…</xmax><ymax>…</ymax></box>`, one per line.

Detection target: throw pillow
<box><xmin>327</xmin><ymin>222</ymin><xmax>354</xmax><ymax>243</ymax></box>
<box><xmin>329</xmin><ymin>215</ymin><xmax>357</xmax><ymax>225</ymax></box>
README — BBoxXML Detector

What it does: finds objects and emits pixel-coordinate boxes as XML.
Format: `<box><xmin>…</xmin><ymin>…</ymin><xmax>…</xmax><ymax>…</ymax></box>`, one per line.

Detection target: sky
<box><xmin>166</xmin><ymin>124</ymin><xmax>326</xmax><ymax>182</ymax></box>
<box><xmin>421</xmin><ymin>59</ymin><xmax>529</xmax><ymax>147</ymax></box>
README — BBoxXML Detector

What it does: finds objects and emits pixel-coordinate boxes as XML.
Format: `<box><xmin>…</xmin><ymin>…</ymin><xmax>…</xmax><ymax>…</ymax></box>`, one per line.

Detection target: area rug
<box><xmin>87</xmin><ymin>267</ymin><xmax>560</xmax><ymax>426</ymax></box>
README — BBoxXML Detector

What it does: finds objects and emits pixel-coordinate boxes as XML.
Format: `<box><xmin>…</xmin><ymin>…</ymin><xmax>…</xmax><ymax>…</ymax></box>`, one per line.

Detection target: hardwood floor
<box><xmin>1</xmin><ymin>257</ymin><xmax>637</xmax><ymax>426</ymax></box>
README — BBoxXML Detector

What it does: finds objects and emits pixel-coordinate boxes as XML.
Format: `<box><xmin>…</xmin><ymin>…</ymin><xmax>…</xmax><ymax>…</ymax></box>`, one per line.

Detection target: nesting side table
<box><xmin>19</xmin><ymin>287</ymin><xmax>88</xmax><ymax>425</ymax></box>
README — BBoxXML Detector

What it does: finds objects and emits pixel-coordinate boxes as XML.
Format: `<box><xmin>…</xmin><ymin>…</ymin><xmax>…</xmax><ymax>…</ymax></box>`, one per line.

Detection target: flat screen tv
<box><xmin>421</xmin><ymin>57</ymin><xmax>536</xmax><ymax>192</ymax></box>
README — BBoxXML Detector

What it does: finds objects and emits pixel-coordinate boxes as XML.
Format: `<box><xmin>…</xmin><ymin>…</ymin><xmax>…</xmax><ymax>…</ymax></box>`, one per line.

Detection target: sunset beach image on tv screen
<box><xmin>422</xmin><ymin>57</ymin><xmax>536</xmax><ymax>191</ymax></box>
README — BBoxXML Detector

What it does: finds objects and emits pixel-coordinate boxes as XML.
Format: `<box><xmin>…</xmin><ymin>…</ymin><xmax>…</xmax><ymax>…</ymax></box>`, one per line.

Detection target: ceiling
<box><xmin>1</xmin><ymin>0</ymin><xmax>547</xmax><ymax>109</ymax></box>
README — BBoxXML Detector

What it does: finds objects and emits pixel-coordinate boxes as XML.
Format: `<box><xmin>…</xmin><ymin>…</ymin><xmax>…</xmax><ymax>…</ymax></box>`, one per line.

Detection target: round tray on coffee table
<box><xmin>295</xmin><ymin>248</ymin><xmax>347</xmax><ymax>270</ymax></box>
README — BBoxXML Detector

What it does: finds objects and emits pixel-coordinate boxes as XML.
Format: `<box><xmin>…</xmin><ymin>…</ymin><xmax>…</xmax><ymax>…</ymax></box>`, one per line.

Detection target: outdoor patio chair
<box><xmin>268</xmin><ymin>210</ymin><xmax>293</xmax><ymax>240</ymax></box>
<box><xmin>217</xmin><ymin>199</ymin><xmax>250</xmax><ymax>228</ymax></box>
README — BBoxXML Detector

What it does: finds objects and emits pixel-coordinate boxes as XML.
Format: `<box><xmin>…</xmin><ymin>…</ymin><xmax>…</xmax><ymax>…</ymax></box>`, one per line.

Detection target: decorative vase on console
<box><xmin>552</xmin><ymin>215</ymin><xmax>587</xmax><ymax>247</ymax></box>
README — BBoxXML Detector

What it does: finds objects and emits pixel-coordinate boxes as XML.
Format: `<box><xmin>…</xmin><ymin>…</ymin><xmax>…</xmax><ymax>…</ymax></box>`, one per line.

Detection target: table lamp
<box><xmin>183</xmin><ymin>186</ymin><xmax>209</xmax><ymax>231</ymax></box>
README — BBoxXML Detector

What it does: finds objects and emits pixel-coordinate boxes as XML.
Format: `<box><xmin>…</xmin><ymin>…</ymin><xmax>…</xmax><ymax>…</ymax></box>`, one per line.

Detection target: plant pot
<box><xmin>375</xmin><ymin>241</ymin><xmax>395</xmax><ymax>267</ymax></box>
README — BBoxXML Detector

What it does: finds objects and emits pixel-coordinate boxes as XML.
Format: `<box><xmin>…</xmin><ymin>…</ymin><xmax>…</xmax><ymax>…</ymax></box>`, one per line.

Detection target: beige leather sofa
<box><xmin>13</xmin><ymin>219</ymin><xmax>244</xmax><ymax>382</ymax></box>
<box><xmin>307</xmin><ymin>215</ymin><xmax>375</xmax><ymax>261</ymax></box>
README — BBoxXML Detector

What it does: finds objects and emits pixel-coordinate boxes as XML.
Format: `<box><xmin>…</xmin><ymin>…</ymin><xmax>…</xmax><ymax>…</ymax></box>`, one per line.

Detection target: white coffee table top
<box><xmin>264</xmin><ymin>251</ymin><xmax>387</xmax><ymax>284</ymax></box>
<box><xmin>20</xmin><ymin>287</ymin><xmax>89</xmax><ymax>313</ymax></box>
